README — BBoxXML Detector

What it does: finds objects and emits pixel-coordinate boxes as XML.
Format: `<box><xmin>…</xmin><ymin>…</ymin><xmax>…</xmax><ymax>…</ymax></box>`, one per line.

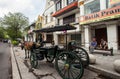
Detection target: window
<box><xmin>67</xmin><ymin>0</ymin><xmax>75</xmax><ymax>5</ymax></box>
<box><xmin>84</xmin><ymin>0</ymin><xmax>100</xmax><ymax>14</ymax></box>
<box><xmin>63</xmin><ymin>14</ymin><xmax>75</xmax><ymax>24</ymax></box>
<box><xmin>45</xmin><ymin>16</ymin><xmax>47</xmax><ymax>23</ymax></box>
<box><xmin>57</xmin><ymin>19</ymin><xmax>60</xmax><ymax>25</ymax></box>
<box><xmin>56</xmin><ymin>0</ymin><xmax>61</xmax><ymax>11</ymax></box>
<box><xmin>50</xmin><ymin>12</ymin><xmax>53</xmax><ymax>21</ymax></box>
<box><xmin>106</xmin><ymin>0</ymin><xmax>109</xmax><ymax>8</ymax></box>
<box><xmin>71</xmin><ymin>34</ymin><xmax>81</xmax><ymax>45</ymax></box>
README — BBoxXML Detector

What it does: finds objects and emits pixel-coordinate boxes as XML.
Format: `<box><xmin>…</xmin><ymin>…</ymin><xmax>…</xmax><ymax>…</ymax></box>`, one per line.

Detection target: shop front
<box><xmin>46</xmin><ymin>34</ymin><xmax>53</xmax><ymax>43</ymax></box>
<box><xmin>95</xmin><ymin>27</ymin><xmax>107</xmax><ymax>45</ymax></box>
<box><xmin>80</xmin><ymin>5</ymin><xmax>120</xmax><ymax>50</ymax></box>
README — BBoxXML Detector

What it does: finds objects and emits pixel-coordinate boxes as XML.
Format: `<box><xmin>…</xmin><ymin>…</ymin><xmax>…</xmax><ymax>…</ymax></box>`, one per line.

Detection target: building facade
<box><xmin>52</xmin><ymin>0</ymin><xmax>82</xmax><ymax>45</ymax></box>
<box><xmin>43</xmin><ymin>0</ymin><xmax>56</xmax><ymax>43</ymax></box>
<box><xmin>79</xmin><ymin>0</ymin><xmax>120</xmax><ymax>50</ymax></box>
<box><xmin>35</xmin><ymin>15</ymin><xmax>43</xmax><ymax>42</ymax></box>
<box><xmin>27</xmin><ymin>22</ymin><xmax>36</xmax><ymax>42</ymax></box>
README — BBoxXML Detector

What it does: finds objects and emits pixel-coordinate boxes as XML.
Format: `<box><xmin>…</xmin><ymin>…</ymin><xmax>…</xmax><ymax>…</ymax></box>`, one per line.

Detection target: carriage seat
<box><xmin>68</xmin><ymin>41</ymin><xmax>77</xmax><ymax>51</ymax></box>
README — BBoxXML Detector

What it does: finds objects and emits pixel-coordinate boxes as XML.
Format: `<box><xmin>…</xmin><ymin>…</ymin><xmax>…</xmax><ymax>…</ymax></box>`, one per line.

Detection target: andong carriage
<box><xmin>30</xmin><ymin>24</ymin><xmax>90</xmax><ymax>79</ymax></box>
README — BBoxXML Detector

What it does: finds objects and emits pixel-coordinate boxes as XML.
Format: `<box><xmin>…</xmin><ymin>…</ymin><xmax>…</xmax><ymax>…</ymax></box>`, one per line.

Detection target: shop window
<box><xmin>67</xmin><ymin>0</ymin><xmax>76</xmax><ymax>5</ymax></box>
<box><xmin>106</xmin><ymin>0</ymin><xmax>109</xmax><ymax>8</ymax></box>
<box><xmin>58</xmin><ymin>35</ymin><xmax>65</xmax><ymax>44</ymax></box>
<box><xmin>84</xmin><ymin>0</ymin><xmax>100</xmax><ymax>15</ymax></box>
<box><xmin>46</xmin><ymin>34</ymin><xmax>53</xmax><ymax>43</ymax></box>
<box><xmin>71</xmin><ymin>34</ymin><xmax>81</xmax><ymax>45</ymax></box>
<box><xmin>56</xmin><ymin>0</ymin><xmax>61</xmax><ymax>11</ymax></box>
<box><xmin>63</xmin><ymin>14</ymin><xmax>75</xmax><ymax>24</ymax></box>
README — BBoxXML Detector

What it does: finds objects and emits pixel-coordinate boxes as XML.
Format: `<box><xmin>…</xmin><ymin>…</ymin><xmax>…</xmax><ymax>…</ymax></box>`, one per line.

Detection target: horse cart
<box><xmin>30</xmin><ymin>24</ymin><xmax>89</xmax><ymax>79</ymax></box>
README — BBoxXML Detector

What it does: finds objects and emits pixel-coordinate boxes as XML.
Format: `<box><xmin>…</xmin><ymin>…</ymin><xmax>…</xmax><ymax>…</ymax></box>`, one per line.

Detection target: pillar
<box><xmin>79</xmin><ymin>0</ymin><xmax>84</xmax><ymax>16</ymax></box>
<box><xmin>53</xmin><ymin>32</ymin><xmax>58</xmax><ymax>45</ymax></box>
<box><xmin>84</xmin><ymin>25</ymin><xmax>91</xmax><ymax>48</ymax></box>
<box><xmin>79</xmin><ymin>0</ymin><xmax>85</xmax><ymax>45</ymax></box>
<box><xmin>33</xmin><ymin>33</ymin><xmax>36</xmax><ymax>42</ymax></box>
<box><xmin>100</xmin><ymin>0</ymin><xmax>107</xmax><ymax>10</ymax></box>
<box><xmin>107</xmin><ymin>24</ymin><xmax>118</xmax><ymax>50</ymax></box>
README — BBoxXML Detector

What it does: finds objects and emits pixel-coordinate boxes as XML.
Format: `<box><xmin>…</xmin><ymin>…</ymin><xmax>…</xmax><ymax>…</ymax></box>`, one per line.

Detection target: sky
<box><xmin>0</xmin><ymin>0</ymin><xmax>46</xmax><ymax>23</ymax></box>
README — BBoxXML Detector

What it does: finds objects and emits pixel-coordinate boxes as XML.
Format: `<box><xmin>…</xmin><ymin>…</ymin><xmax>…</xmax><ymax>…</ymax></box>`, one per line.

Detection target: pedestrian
<box><xmin>89</xmin><ymin>37</ymin><xmax>97</xmax><ymax>53</ymax></box>
<box><xmin>99</xmin><ymin>38</ymin><xmax>108</xmax><ymax>49</ymax></box>
<box><xmin>8</xmin><ymin>39</ymin><xmax>11</xmax><ymax>47</ymax></box>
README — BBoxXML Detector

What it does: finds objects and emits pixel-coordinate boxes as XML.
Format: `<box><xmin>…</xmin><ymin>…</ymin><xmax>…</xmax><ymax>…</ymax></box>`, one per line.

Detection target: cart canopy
<box><xmin>33</xmin><ymin>24</ymin><xmax>76</xmax><ymax>33</ymax></box>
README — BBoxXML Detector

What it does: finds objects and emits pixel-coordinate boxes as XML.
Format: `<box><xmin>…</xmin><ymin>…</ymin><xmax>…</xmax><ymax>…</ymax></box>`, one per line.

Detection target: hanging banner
<box><xmin>80</xmin><ymin>6</ymin><xmax>120</xmax><ymax>25</ymax></box>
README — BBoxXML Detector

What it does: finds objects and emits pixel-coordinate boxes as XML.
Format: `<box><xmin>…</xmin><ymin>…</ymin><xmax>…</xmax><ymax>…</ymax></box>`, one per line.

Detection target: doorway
<box><xmin>46</xmin><ymin>34</ymin><xmax>53</xmax><ymax>43</ymax></box>
<box><xmin>95</xmin><ymin>28</ymin><xmax>107</xmax><ymax>45</ymax></box>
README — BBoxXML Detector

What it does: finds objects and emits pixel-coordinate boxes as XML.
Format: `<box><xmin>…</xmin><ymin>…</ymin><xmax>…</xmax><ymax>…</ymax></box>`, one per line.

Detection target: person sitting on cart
<box><xmin>89</xmin><ymin>37</ymin><xmax>97</xmax><ymax>53</ymax></box>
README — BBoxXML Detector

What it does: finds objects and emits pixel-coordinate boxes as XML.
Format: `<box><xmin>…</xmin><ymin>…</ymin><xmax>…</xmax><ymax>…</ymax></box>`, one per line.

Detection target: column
<box><xmin>107</xmin><ymin>24</ymin><xmax>118</xmax><ymax>50</ymax></box>
<box><xmin>53</xmin><ymin>32</ymin><xmax>58</xmax><ymax>45</ymax></box>
<box><xmin>79</xmin><ymin>0</ymin><xmax>84</xmax><ymax>16</ymax></box>
<box><xmin>79</xmin><ymin>0</ymin><xmax>85</xmax><ymax>46</ymax></box>
<box><xmin>81</xmin><ymin>26</ymin><xmax>85</xmax><ymax>45</ymax></box>
<box><xmin>44</xmin><ymin>33</ymin><xmax>47</xmax><ymax>41</ymax></box>
<box><xmin>33</xmin><ymin>33</ymin><xmax>36</xmax><ymax>42</ymax></box>
<box><xmin>100</xmin><ymin>0</ymin><xmax>107</xmax><ymax>10</ymax></box>
<box><xmin>84</xmin><ymin>25</ymin><xmax>91</xmax><ymax>48</ymax></box>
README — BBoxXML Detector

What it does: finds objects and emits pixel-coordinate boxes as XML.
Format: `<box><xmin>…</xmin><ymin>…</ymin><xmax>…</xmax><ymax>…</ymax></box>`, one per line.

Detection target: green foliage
<box><xmin>12</xmin><ymin>40</ymin><xmax>19</xmax><ymax>46</ymax></box>
<box><xmin>1</xmin><ymin>12</ymin><xmax>29</xmax><ymax>40</ymax></box>
<box><xmin>0</xmin><ymin>27</ymin><xmax>6</xmax><ymax>38</ymax></box>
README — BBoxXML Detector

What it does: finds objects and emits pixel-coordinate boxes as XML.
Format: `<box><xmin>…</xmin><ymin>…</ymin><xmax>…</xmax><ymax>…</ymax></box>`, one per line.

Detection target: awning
<box><xmin>33</xmin><ymin>24</ymin><xmax>76</xmax><ymax>33</ymax></box>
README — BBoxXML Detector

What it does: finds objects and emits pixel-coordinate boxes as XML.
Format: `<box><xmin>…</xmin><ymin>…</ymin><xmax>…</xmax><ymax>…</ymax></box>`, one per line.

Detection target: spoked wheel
<box><xmin>73</xmin><ymin>46</ymin><xmax>89</xmax><ymax>68</ymax></box>
<box><xmin>30</xmin><ymin>52</ymin><xmax>38</xmax><ymax>68</ymax></box>
<box><xmin>55</xmin><ymin>52</ymin><xmax>84</xmax><ymax>79</ymax></box>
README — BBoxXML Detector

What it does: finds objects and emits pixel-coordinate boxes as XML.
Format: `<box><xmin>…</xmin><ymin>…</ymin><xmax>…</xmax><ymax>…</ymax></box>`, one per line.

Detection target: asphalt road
<box><xmin>0</xmin><ymin>42</ymin><xmax>12</xmax><ymax>79</ymax></box>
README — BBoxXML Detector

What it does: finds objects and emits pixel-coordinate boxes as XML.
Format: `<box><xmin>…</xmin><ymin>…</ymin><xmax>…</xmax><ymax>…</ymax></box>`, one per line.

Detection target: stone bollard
<box><xmin>113</xmin><ymin>59</ymin><xmax>120</xmax><ymax>73</ymax></box>
<box><xmin>89</xmin><ymin>54</ymin><xmax>96</xmax><ymax>64</ymax></box>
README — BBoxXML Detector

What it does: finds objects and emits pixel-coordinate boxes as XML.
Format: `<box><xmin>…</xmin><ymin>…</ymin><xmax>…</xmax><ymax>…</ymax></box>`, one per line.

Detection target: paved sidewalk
<box><xmin>12</xmin><ymin>47</ymin><xmax>36</xmax><ymax>79</ymax></box>
<box><xmin>88</xmin><ymin>50</ymin><xmax>120</xmax><ymax>79</ymax></box>
<box><xmin>12</xmin><ymin>46</ymin><xmax>104</xmax><ymax>79</ymax></box>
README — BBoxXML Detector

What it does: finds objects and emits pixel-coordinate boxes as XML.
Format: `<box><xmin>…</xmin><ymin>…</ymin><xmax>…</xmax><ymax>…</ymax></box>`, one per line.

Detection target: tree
<box><xmin>2</xmin><ymin>12</ymin><xmax>29</xmax><ymax>40</ymax></box>
<box><xmin>0</xmin><ymin>27</ymin><xmax>6</xmax><ymax>38</ymax></box>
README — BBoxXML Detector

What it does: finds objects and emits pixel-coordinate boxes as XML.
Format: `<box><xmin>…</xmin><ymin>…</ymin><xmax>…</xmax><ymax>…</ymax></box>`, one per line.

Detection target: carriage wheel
<box><xmin>30</xmin><ymin>53</ymin><xmax>38</xmax><ymax>68</ymax></box>
<box><xmin>55</xmin><ymin>52</ymin><xmax>84</xmax><ymax>79</ymax></box>
<box><xmin>73</xmin><ymin>46</ymin><xmax>89</xmax><ymax>68</ymax></box>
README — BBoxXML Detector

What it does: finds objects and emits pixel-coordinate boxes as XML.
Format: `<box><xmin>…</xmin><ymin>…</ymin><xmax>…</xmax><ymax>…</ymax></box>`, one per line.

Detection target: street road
<box><xmin>0</xmin><ymin>42</ymin><xmax>12</xmax><ymax>79</ymax></box>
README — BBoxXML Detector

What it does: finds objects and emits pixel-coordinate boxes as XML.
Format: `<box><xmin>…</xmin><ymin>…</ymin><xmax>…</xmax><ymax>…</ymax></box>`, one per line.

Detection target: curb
<box><xmin>10</xmin><ymin>46</ymin><xmax>21</xmax><ymax>79</ymax></box>
<box><xmin>88</xmin><ymin>65</ymin><xmax>120</xmax><ymax>79</ymax></box>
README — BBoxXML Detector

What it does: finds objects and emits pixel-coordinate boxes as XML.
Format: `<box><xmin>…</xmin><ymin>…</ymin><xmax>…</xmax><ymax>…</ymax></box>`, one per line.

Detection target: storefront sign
<box><xmin>80</xmin><ymin>6</ymin><xmax>120</xmax><ymax>25</ymax></box>
<box><xmin>110</xmin><ymin>0</ymin><xmax>120</xmax><ymax>6</ymax></box>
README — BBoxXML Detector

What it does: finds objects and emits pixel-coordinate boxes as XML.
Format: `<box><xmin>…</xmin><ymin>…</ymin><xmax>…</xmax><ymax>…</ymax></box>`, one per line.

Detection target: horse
<box><xmin>23</xmin><ymin>41</ymin><xmax>34</xmax><ymax>59</ymax></box>
<box><xmin>22</xmin><ymin>41</ymin><xmax>42</xmax><ymax>59</ymax></box>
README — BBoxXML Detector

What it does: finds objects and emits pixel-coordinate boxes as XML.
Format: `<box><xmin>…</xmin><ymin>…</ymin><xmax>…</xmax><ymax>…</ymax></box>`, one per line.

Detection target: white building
<box><xmin>43</xmin><ymin>0</ymin><xmax>56</xmax><ymax>43</ymax></box>
<box><xmin>79</xmin><ymin>0</ymin><xmax>120</xmax><ymax>50</ymax></box>
<box><xmin>26</xmin><ymin>22</ymin><xmax>36</xmax><ymax>42</ymax></box>
<box><xmin>52</xmin><ymin>0</ymin><xmax>82</xmax><ymax>45</ymax></box>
